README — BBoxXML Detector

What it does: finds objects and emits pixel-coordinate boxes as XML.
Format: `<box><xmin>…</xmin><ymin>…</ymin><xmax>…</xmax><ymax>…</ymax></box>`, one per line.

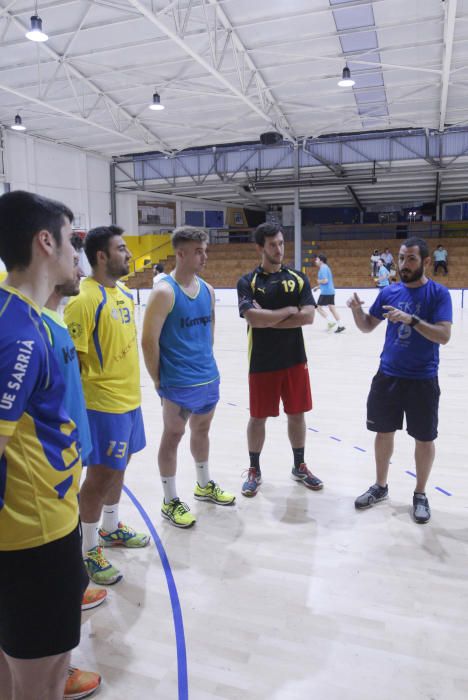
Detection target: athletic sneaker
<box><xmin>99</xmin><ymin>522</ymin><xmax>150</xmax><ymax>548</ymax></box>
<box><xmin>81</xmin><ymin>587</ymin><xmax>107</xmax><ymax>611</ymax></box>
<box><xmin>84</xmin><ymin>546</ymin><xmax>123</xmax><ymax>586</ymax></box>
<box><xmin>413</xmin><ymin>493</ymin><xmax>431</xmax><ymax>524</ymax></box>
<box><xmin>291</xmin><ymin>463</ymin><xmax>323</xmax><ymax>490</ymax></box>
<box><xmin>64</xmin><ymin>666</ymin><xmax>101</xmax><ymax>699</ymax></box>
<box><xmin>354</xmin><ymin>483</ymin><xmax>388</xmax><ymax>509</ymax></box>
<box><xmin>194</xmin><ymin>480</ymin><xmax>236</xmax><ymax>505</ymax></box>
<box><xmin>241</xmin><ymin>467</ymin><xmax>262</xmax><ymax>497</ymax></box>
<box><xmin>334</xmin><ymin>326</ymin><xmax>345</xmax><ymax>333</ymax></box>
<box><xmin>161</xmin><ymin>498</ymin><xmax>196</xmax><ymax>528</ymax></box>
<box><xmin>327</xmin><ymin>321</ymin><xmax>336</xmax><ymax>330</ymax></box>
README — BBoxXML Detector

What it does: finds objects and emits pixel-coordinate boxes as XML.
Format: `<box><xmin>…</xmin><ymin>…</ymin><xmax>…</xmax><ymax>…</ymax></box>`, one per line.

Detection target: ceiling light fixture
<box><xmin>338</xmin><ymin>66</ymin><xmax>355</xmax><ymax>88</ymax></box>
<box><xmin>11</xmin><ymin>114</ymin><xmax>26</xmax><ymax>131</ymax></box>
<box><xmin>148</xmin><ymin>92</ymin><xmax>165</xmax><ymax>111</ymax></box>
<box><xmin>25</xmin><ymin>14</ymin><xmax>48</xmax><ymax>42</ymax></box>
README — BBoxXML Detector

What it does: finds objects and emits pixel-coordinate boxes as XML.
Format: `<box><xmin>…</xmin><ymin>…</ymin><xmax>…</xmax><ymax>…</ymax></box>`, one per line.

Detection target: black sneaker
<box><xmin>355</xmin><ymin>483</ymin><xmax>388</xmax><ymax>509</ymax></box>
<box><xmin>412</xmin><ymin>493</ymin><xmax>431</xmax><ymax>524</ymax></box>
<box><xmin>334</xmin><ymin>326</ymin><xmax>345</xmax><ymax>333</ymax></box>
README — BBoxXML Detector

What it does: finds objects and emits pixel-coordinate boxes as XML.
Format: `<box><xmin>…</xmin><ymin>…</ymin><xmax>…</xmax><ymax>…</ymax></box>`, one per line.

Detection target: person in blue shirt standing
<box><xmin>142</xmin><ymin>226</ymin><xmax>235</xmax><ymax>529</ymax></box>
<box><xmin>313</xmin><ymin>255</ymin><xmax>345</xmax><ymax>333</ymax></box>
<box><xmin>376</xmin><ymin>258</ymin><xmax>390</xmax><ymax>288</ymax></box>
<box><xmin>347</xmin><ymin>237</ymin><xmax>452</xmax><ymax>524</ymax></box>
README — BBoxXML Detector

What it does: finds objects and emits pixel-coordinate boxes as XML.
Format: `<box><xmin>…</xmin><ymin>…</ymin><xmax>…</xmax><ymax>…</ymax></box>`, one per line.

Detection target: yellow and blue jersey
<box><xmin>42</xmin><ymin>308</ymin><xmax>93</xmax><ymax>463</ymax></box>
<box><xmin>64</xmin><ymin>277</ymin><xmax>141</xmax><ymax>413</ymax></box>
<box><xmin>0</xmin><ymin>285</ymin><xmax>81</xmax><ymax>552</ymax></box>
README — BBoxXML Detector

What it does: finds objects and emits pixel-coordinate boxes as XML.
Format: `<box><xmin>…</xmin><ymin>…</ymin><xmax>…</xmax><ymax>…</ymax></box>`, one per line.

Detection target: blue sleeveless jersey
<box><xmin>159</xmin><ymin>276</ymin><xmax>219</xmax><ymax>388</ymax></box>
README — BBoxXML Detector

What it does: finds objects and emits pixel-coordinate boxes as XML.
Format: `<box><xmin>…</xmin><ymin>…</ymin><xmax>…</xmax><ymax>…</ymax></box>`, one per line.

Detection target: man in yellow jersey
<box><xmin>142</xmin><ymin>226</ymin><xmax>235</xmax><ymax>529</ymax></box>
<box><xmin>0</xmin><ymin>191</ymin><xmax>88</xmax><ymax>699</ymax></box>
<box><xmin>64</xmin><ymin>225</ymin><xmax>149</xmax><ymax>585</ymax></box>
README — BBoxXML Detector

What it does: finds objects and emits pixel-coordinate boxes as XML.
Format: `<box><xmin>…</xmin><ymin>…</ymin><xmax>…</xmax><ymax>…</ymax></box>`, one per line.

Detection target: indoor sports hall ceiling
<box><xmin>0</xmin><ymin>0</ymin><xmax>467</xmax><ymax>158</ymax></box>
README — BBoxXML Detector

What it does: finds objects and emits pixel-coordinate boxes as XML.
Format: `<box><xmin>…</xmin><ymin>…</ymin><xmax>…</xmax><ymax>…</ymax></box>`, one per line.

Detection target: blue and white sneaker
<box><xmin>241</xmin><ymin>467</ymin><xmax>262</xmax><ymax>497</ymax></box>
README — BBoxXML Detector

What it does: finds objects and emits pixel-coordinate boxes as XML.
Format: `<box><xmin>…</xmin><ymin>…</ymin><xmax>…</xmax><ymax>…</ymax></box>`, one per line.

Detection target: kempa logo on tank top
<box><xmin>180</xmin><ymin>315</ymin><xmax>212</xmax><ymax>329</ymax></box>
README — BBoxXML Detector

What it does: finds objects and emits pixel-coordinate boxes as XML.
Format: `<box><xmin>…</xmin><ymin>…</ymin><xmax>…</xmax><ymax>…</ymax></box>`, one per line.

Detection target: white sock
<box><xmin>82</xmin><ymin>521</ymin><xmax>99</xmax><ymax>555</ymax></box>
<box><xmin>161</xmin><ymin>475</ymin><xmax>178</xmax><ymax>504</ymax></box>
<box><xmin>195</xmin><ymin>461</ymin><xmax>211</xmax><ymax>488</ymax></box>
<box><xmin>102</xmin><ymin>503</ymin><xmax>120</xmax><ymax>533</ymax></box>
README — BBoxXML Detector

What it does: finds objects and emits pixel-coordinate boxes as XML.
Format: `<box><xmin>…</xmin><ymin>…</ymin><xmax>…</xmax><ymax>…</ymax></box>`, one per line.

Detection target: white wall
<box><xmin>4</xmin><ymin>130</ymin><xmax>111</xmax><ymax>229</ymax></box>
<box><xmin>116</xmin><ymin>190</ymin><xmax>138</xmax><ymax>234</ymax></box>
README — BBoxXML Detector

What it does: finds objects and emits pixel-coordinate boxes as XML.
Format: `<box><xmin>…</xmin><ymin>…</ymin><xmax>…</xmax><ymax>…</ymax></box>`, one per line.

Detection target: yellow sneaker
<box><xmin>161</xmin><ymin>498</ymin><xmax>196</xmax><ymax>528</ymax></box>
<box><xmin>99</xmin><ymin>522</ymin><xmax>150</xmax><ymax>548</ymax></box>
<box><xmin>194</xmin><ymin>480</ymin><xmax>236</xmax><ymax>506</ymax></box>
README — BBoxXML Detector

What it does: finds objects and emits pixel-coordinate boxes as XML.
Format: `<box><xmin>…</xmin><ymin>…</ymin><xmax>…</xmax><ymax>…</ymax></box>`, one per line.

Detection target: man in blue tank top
<box><xmin>142</xmin><ymin>226</ymin><xmax>235</xmax><ymax>528</ymax></box>
<box><xmin>347</xmin><ymin>237</ymin><xmax>452</xmax><ymax>524</ymax></box>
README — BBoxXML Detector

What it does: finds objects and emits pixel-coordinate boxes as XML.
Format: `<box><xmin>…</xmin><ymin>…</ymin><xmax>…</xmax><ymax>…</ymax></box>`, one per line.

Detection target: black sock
<box><xmin>292</xmin><ymin>447</ymin><xmax>305</xmax><ymax>469</ymax></box>
<box><xmin>249</xmin><ymin>451</ymin><xmax>260</xmax><ymax>471</ymax></box>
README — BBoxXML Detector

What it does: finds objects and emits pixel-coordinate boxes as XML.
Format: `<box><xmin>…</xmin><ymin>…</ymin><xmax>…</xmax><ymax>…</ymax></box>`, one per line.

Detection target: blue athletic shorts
<box><xmin>158</xmin><ymin>379</ymin><xmax>220</xmax><ymax>415</ymax></box>
<box><xmin>86</xmin><ymin>407</ymin><xmax>146</xmax><ymax>469</ymax></box>
<box><xmin>366</xmin><ymin>371</ymin><xmax>440</xmax><ymax>442</ymax></box>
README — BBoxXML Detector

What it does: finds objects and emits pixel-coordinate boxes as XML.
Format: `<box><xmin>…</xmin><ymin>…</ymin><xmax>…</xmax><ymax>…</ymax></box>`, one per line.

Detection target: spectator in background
<box><xmin>433</xmin><ymin>245</ymin><xmax>448</xmax><ymax>275</ymax></box>
<box><xmin>376</xmin><ymin>258</ymin><xmax>390</xmax><ymax>288</ymax></box>
<box><xmin>381</xmin><ymin>248</ymin><xmax>394</xmax><ymax>271</ymax></box>
<box><xmin>314</xmin><ymin>255</ymin><xmax>345</xmax><ymax>333</ymax></box>
<box><xmin>153</xmin><ymin>262</ymin><xmax>167</xmax><ymax>288</ymax></box>
<box><xmin>370</xmin><ymin>249</ymin><xmax>381</xmax><ymax>277</ymax></box>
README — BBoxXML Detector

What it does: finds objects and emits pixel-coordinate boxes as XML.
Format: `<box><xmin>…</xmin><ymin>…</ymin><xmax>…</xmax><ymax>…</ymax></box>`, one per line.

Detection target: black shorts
<box><xmin>318</xmin><ymin>294</ymin><xmax>335</xmax><ymax>306</ymax></box>
<box><xmin>366</xmin><ymin>371</ymin><xmax>440</xmax><ymax>441</ymax></box>
<box><xmin>0</xmin><ymin>524</ymin><xmax>88</xmax><ymax>659</ymax></box>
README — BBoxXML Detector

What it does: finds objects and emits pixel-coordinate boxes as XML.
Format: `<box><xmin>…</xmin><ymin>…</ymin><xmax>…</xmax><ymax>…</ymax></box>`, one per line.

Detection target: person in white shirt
<box><xmin>153</xmin><ymin>263</ymin><xmax>167</xmax><ymax>288</ymax></box>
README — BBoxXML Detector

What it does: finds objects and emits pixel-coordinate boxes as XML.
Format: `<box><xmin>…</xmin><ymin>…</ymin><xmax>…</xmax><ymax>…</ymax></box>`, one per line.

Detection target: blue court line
<box><xmin>223</xmin><ymin>403</ymin><xmax>456</xmax><ymax>496</ymax></box>
<box><xmin>435</xmin><ymin>486</ymin><xmax>452</xmax><ymax>496</ymax></box>
<box><xmin>123</xmin><ymin>485</ymin><xmax>188</xmax><ymax>700</ymax></box>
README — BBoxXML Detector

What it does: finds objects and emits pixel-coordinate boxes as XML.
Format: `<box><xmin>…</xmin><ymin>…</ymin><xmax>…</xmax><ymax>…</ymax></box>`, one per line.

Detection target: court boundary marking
<box><xmin>123</xmin><ymin>485</ymin><xmax>189</xmax><ymax>700</ymax></box>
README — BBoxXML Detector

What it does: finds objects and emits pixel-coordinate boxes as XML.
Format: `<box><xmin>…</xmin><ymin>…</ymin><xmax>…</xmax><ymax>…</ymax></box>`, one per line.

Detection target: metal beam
<box><xmin>126</xmin><ymin>0</ymin><xmax>295</xmax><ymax>139</ymax></box>
<box><xmin>346</xmin><ymin>185</ymin><xmax>365</xmax><ymax>213</ymax></box>
<box><xmin>439</xmin><ymin>0</ymin><xmax>458</xmax><ymax>131</ymax></box>
<box><xmin>3</xmin><ymin>2</ymin><xmax>172</xmax><ymax>153</ymax></box>
<box><xmin>205</xmin><ymin>0</ymin><xmax>294</xmax><ymax>136</ymax></box>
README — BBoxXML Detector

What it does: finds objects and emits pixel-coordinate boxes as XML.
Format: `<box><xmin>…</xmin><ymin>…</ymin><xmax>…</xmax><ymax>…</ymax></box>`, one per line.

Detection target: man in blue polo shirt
<box><xmin>347</xmin><ymin>237</ymin><xmax>452</xmax><ymax>524</ymax></box>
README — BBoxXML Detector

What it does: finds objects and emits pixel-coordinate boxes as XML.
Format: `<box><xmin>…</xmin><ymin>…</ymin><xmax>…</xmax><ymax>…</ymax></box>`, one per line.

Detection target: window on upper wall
<box><xmin>185</xmin><ymin>210</ymin><xmax>204</xmax><ymax>226</ymax></box>
<box><xmin>205</xmin><ymin>210</ymin><xmax>224</xmax><ymax>228</ymax></box>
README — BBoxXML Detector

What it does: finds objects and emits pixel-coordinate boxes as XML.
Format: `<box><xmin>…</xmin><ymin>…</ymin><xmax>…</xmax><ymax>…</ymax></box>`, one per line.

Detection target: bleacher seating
<box><xmin>125</xmin><ymin>238</ymin><xmax>468</xmax><ymax>290</ymax></box>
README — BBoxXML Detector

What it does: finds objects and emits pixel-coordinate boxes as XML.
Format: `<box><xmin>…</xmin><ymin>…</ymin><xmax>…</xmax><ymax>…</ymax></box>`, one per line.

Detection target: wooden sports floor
<box><xmin>73</xmin><ymin>300</ymin><xmax>468</xmax><ymax>700</ymax></box>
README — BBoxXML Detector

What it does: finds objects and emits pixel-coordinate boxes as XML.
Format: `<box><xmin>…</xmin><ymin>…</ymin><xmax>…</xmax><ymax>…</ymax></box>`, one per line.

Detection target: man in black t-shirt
<box><xmin>237</xmin><ymin>223</ymin><xmax>324</xmax><ymax>497</ymax></box>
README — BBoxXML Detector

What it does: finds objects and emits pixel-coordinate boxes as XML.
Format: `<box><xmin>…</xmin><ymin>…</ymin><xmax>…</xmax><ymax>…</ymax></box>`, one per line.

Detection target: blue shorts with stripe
<box><xmin>86</xmin><ymin>406</ymin><xmax>146</xmax><ymax>470</ymax></box>
<box><xmin>158</xmin><ymin>378</ymin><xmax>220</xmax><ymax>415</ymax></box>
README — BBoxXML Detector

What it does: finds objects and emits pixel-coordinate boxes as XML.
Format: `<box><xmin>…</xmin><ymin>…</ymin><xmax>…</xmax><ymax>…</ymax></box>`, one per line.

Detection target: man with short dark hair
<box><xmin>237</xmin><ymin>223</ymin><xmax>323</xmax><ymax>497</ymax></box>
<box><xmin>347</xmin><ymin>237</ymin><xmax>452</xmax><ymax>524</ymax></box>
<box><xmin>0</xmin><ymin>190</ymin><xmax>88</xmax><ymax>699</ymax></box>
<box><xmin>313</xmin><ymin>254</ymin><xmax>345</xmax><ymax>333</ymax></box>
<box><xmin>64</xmin><ymin>225</ymin><xmax>149</xmax><ymax>585</ymax></box>
<box><xmin>142</xmin><ymin>226</ymin><xmax>235</xmax><ymax>529</ymax></box>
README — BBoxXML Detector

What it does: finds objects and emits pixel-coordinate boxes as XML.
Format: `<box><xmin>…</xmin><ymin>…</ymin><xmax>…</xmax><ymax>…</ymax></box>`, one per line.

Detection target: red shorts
<box><xmin>249</xmin><ymin>363</ymin><xmax>312</xmax><ymax>418</ymax></box>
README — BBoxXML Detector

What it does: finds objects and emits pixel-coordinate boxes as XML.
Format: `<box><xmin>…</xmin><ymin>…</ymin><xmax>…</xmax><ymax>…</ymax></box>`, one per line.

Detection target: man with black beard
<box><xmin>347</xmin><ymin>237</ymin><xmax>452</xmax><ymax>524</ymax></box>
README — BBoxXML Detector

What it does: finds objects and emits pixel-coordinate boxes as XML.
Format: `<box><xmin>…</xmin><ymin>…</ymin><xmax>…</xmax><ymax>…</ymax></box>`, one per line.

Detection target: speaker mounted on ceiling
<box><xmin>260</xmin><ymin>131</ymin><xmax>282</xmax><ymax>146</ymax></box>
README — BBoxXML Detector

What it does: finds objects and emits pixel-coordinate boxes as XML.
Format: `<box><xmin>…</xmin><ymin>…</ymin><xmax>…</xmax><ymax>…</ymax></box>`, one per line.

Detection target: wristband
<box><xmin>409</xmin><ymin>314</ymin><xmax>421</xmax><ymax>327</ymax></box>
